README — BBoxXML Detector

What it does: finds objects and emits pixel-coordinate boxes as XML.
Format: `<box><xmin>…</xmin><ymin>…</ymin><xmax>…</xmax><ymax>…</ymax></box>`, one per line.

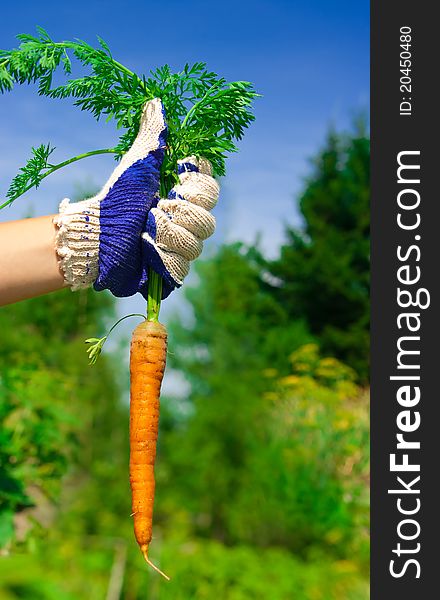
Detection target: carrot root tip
<box><xmin>141</xmin><ymin>546</ymin><xmax>170</xmax><ymax>581</ymax></box>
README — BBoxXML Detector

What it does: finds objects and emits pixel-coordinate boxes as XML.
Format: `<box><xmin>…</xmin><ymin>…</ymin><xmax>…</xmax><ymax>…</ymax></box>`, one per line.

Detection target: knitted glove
<box><xmin>142</xmin><ymin>156</ymin><xmax>219</xmax><ymax>297</ymax></box>
<box><xmin>54</xmin><ymin>98</ymin><xmax>219</xmax><ymax>299</ymax></box>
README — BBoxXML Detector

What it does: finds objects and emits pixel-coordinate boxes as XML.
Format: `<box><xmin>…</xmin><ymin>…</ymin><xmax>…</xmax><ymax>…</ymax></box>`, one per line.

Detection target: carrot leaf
<box><xmin>1</xmin><ymin>28</ymin><xmax>259</xmax><ymax>206</ymax></box>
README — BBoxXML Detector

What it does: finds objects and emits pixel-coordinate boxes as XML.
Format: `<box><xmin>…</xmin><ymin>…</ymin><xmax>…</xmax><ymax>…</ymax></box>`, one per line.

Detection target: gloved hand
<box><xmin>142</xmin><ymin>155</ymin><xmax>218</xmax><ymax>297</ymax></box>
<box><xmin>54</xmin><ymin>98</ymin><xmax>219</xmax><ymax>299</ymax></box>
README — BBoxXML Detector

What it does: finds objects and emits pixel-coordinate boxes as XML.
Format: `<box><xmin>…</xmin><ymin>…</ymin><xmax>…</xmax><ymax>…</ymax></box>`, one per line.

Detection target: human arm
<box><xmin>0</xmin><ymin>215</ymin><xmax>64</xmax><ymax>306</ymax></box>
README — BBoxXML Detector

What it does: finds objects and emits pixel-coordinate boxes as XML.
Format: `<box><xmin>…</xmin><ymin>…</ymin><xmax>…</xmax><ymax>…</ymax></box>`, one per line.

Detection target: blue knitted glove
<box><xmin>54</xmin><ymin>98</ymin><xmax>167</xmax><ymax>297</ymax></box>
<box><xmin>54</xmin><ymin>99</ymin><xmax>218</xmax><ymax>299</ymax></box>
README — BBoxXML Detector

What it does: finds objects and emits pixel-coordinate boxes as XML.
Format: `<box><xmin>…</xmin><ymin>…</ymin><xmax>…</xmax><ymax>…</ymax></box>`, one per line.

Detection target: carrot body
<box><xmin>129</xmin><ymin>320</ymin><xmax>167</xmax><ymax>573</ymax></box>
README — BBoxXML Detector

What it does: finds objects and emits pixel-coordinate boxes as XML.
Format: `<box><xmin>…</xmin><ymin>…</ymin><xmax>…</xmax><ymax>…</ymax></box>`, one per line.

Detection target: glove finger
<box><xmin>122</xmin><ymin>98</ymin><xmax>167</xmax><ymax>164</ymax></box>
<box><xmin>150</xmin><ymin>208</ymin><xmax>203</xmax><ymax>260</ymax></box>
<box><xmin>171</xmin><ymin>173</ymin><xmax>220</xmax><ymax>211</ymax></box>
<box><xmin>177</xmin><ymin>156</ymin><xmax>213</xmax><ymax>177</ymax></box>
<box><xmin>156</xmin><ymin>248</ymin><xmax>190</xmax><ymax>286</ymax></box>
<box><xmin>141</xmin><ymin>229</ymin><xmax>190</xmax><ymax>287</ymax></box>
<box><xmin>157</xmin><ymin>199</ymin><xmax>216</xmax><ymax>240</ymax></box>
<box><xmin>91</xmin><ymin>98</ymin><xmax>166</xmax><ymax>205</ymax></box>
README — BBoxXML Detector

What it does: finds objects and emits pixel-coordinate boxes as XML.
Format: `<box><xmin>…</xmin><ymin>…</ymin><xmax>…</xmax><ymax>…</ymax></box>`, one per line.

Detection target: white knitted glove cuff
<box><xmin>54</xmin><ymin>197</ymin><xmax>101</xmax><ymax>290</ymax></box>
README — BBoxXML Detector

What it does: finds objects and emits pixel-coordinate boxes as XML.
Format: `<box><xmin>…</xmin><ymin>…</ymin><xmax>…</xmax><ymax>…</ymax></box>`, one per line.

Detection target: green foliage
<box><xmin>270</xmin><ymin>123</ymin><xmax>370</xmax><ymax>380</ymax></box>
<box><xmin>168</xmin><ymin>243</ymin><xmax>313</xmax><ymax>376</ymax></box>
<box><xmin>0</xmin><ymin>242</ymin><xmax>368</xmax><ymax>597</ymax></box>
<box><xmin>0</xmin><ymin>28</ymin><xmax>258</xmax><ymax>206</ymax></box>
<box><xmin>5</xmin><ymin>144</ymin><xmax>56</xmax><ymax>203</ymax></box>
<box><xmin>0</xmin><ymin>288</ymin><xmax>118</xmax><ymax>549</ymax></box>
<box><xmin>155</xmin><ymin>539</ymin><xmax>368</xmax><ymax>600</ymax></box>
<box><xmin>2</xmin><ymin>147</ymin><xmax>115</xmax><ymax>209</ymax></box>
<box><xmin>141</xmin><ymin>63</ymin><xmax>257</xmax><ymax>191</ymax></box>
<box><xmin>244</xmin><ymin>345</ymin><xmax>369</xmax><ymax>562</ymax></box>
<box><xmin>0</xmin><ymin>124</ymin><xmax>368</xmax><ymax>596</ymax></box>
<box><xmin>156</xmin><ymin>244</ymin><xmax>369</xmax><ymax>579</ymax></box>
<box><xmin>0</xmin><ymin>538</ymin><xmax>367</xmax><ymax>600</ymax></box>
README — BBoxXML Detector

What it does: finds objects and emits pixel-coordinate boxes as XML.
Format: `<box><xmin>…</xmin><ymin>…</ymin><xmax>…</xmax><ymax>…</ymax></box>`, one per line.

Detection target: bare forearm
<box><xmin>0</xmin><ymin>216</ymin><xmax>66</xmax><ymax>306</ymax></box>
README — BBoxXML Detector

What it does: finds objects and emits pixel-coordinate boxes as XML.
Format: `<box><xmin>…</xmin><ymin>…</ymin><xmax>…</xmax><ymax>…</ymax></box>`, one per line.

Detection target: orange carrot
<box><xmin>129</xmin><ymin>319</ymin><xmax>170</xmax><ymax>580</ymax></box>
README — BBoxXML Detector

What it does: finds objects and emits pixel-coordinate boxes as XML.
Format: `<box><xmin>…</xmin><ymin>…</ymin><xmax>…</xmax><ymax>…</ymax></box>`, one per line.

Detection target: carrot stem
<box><xmin>146</xmin><ymin>162</ymin><xmax>172</xmax><ymax>322</ymax></box>
<box><xmin>147</xmin><ymin>270</ymin><xmax>162</xmax><ymax>322</ymax></box>
<box><xmin>107</xmin><ymin>313</ymin><xmax>147</xmax><ymax>335</ymax></box>
<box><xmin>0</xmin><ymin>147</ymin><xmax>117</xmax><ymax>210</ymax></box>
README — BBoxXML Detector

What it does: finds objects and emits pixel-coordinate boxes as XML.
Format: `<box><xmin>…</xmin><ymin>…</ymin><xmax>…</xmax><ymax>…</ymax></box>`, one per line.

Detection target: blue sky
<box><xmin>0</xmin><ymin>1</ymin><xmax>368</xmax><ymax>382</ymax></box>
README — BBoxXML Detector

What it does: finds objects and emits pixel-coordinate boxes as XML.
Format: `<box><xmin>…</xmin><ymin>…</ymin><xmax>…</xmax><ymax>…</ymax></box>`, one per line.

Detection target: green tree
<box><xmin>158</xmin><ymin>244</ymin><xmax>311</xmax><ymax>535</ymax></box>
<box><xmin>0</xmin><ymin>288</ymin><xmax>120</xmax><ymax>548</ymax></box>
<box><xmin>271</xmin><ymin>123</ymin><xmax>370</xmax><ymax>380</ymax></box>
<box><xmin>158</xmin><ymin>244</ymin><xmax>369</xmax><ymax>574</ymax></box>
